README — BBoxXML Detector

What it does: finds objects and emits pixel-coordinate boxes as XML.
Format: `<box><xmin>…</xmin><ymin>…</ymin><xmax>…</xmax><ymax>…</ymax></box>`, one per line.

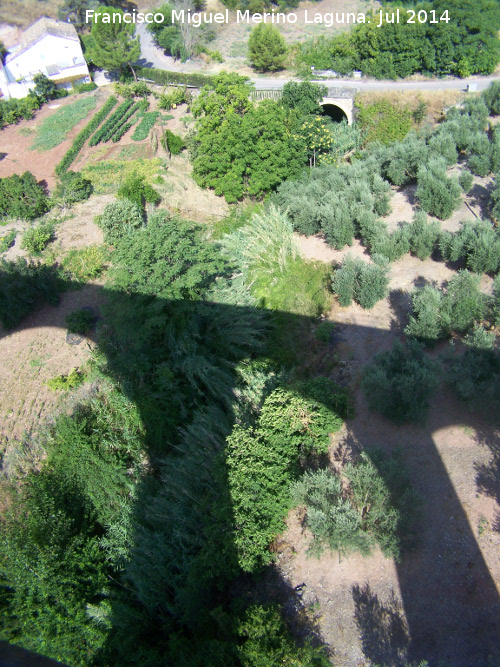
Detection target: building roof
<box><xmin>6</xmin><ymin>17</ymin><xmax>79</xmax><ymax>63</ymax></box>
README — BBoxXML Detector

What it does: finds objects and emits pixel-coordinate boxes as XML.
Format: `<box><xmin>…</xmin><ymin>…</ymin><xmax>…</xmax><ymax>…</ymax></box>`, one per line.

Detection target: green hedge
<box><xmin>135</xmin><ymin>67</ymin><xmax>216</xmax><ymax>89</ymax></box>
<box><xmin>55</xmin><ymin>95</ymin><xmax>118</xmax><ymax>175</ymax></box>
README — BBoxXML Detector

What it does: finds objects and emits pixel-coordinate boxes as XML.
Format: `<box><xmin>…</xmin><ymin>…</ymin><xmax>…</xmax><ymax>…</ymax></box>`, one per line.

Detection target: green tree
<box><xmin>32</xmin><ymin>73</ymin><xmax>61</xmax><ymax>102</ymax></box>
<box><xmin>191</xmin><ymin>76</ymin><xmax>307</xmax><ymax>202</ymax></box>
<box><xmin>147</xmin><ymin>3</ymin><xmax>184</xmax><ymax>58</ymax></box>
<box><xmin>248</xmin><ymin>24</ymin><xmax>288</xmax><ymax>72</ymax></box>
<box><xmin>0</xmin><ymin>172</ymin><xmax>49</xmax><ymax>221</ymax></box>
<box><xmin>58</xmin><ymin>0</ymin><xmax>99</xmax><ymax>30</ymax></box>
<box><xmin>85</xmin><ymin>6</ymin><xmax>140</xmax><ymax>79</ymax></box>
<box><xmin>281</xmin><ymin>81</ymin><xmax>327</xmax><ymax>116</ymax></box>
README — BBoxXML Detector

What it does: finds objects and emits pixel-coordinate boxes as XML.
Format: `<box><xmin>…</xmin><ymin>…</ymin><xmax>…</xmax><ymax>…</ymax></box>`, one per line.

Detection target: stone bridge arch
<box><xmin>320</xmin><ymin>88</ymin><xmax>355</xmax><ymax>124</ymax></box>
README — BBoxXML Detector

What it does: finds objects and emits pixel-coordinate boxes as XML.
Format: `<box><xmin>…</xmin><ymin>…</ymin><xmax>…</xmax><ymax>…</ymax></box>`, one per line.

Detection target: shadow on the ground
<box><xmin>352</xmin><ymin>583</ymin><xmax>410</xmax><ymax>667</ymax></box>
<box><xmin>1</xmin><ymin>267</ymin><xmax>500</xmax><ymax>666</ymax></box>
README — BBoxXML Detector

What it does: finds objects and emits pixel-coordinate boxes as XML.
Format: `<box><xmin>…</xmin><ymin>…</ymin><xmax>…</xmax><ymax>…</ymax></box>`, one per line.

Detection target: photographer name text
<box><xmin>85</xmin><ymin>8</ymin><xmax>450</xmax><ymax>28</ymax></box>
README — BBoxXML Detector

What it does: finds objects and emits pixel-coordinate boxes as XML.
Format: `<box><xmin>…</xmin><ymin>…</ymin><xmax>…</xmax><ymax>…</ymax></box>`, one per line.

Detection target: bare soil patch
<box><xmin>0</xmin><ymin>282</ymin><xmax>105</xmax><ymax>448</ymax></box>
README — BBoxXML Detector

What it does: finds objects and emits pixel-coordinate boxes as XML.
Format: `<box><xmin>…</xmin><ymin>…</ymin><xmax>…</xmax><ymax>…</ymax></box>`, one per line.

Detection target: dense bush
<box><xmin>237</xmin><ymin>605</ymin><xmax>330</xmax><ymax>666</ymax></box>
<box><xmin>157</xmin><ymin>87</ymin><xmax>189</xmax><ymax>110</ymax></box>
<box><xmin>440</xmin><ymin>219</ymin><xmax>500</xmax><ymax>274</ymax></box>
<box><xmin>356</xmin><ymin>98</ymin><xmax>413</xmax><ymax>145</ymax></box>
<box><xmin>191</xmin><ymin>74</ymin><xmax>307</xmax><ymax>202</ymax></box>
<box><xmin>95</xmin><ymin>200</ymin><xmax>144</xmax><ymax>244</ymax></box>
<box><xmin>65</xmin><ymin>308</ymin><xmax>94</xmax><ymax>334</ymax></box>
<box><xmin>33</xmin><ymin>73</ymin><xmax>64</xmax><ymax>102</ymax></box>
<box><xmin>117</xmin><ymin>175</ymin><xmax>161</xmax><ymax>207</ymax></box>
<box><xmin>163</xmin><ymin>128</ymin><xmax>185</xmax><ymax>156</ymax></box>
<box><xmin>0</xmin><ymin>230</ymin><xmax>16</xmax><ymax>254</ymax></box>
<box><xmin>292</xmin><ymin>449</ymin><xmax>416</xmax><ymax>559</ymax></box>
<box><xmin>459</xmin><ymin>169</ymin><xmax>474</xmax><ymax>193</ymax></box>
<box><xmin>222</xmin><ymin>207</ymin><xmax>331</xmax><ymax>316</ymax></box>
<box><xmin>491</xmin><ymin>175</ymin><xmax>500</xmax><ymax>223</ymax></box>
<box><xmin>0</xmin><ymin>93</ymin><xmax>41</xmax><ymax>129</ymax></box>
<box><xmin>332</xmin><ymin>255</ymin><xmax>389</xmax><ymax>309</ymax></box>
<box><xmin>227</xmin><ymin>379</ymin><xmax>350</xmax><ymax>572</ymax></box>
<box><xmin>416</xmin><ymin>158</ymin><xmax>461</xmax><ymax>220</ymax></box>
<box><xmin>110</xmin><ymin>211</ymin><xmax>226</xmax><ymax>299</ymax></box>
<box><xmin>59</xmin><ymin>245</ymin><xmax>108</xmax><ymax>283</ymax></box>
<box><xmin>0</xmin><ymin>258</ymin><xmax>59</xmax><ymax>329</ymax></box>
<box><xmin>483</xmin><ymin>80</ymin><xmax>500</xmax><ymax>115</ymax></box>
<box><xmin>447</xmin><ymin>346</ymin><xmax>500</xmax><ymax>412</ymax></box>
<box><xmin>248</xmin><ymin>24</ymin><xmax>288</xmax><ymax>72</ymax></box>
<box><xmin>55</xmin><ymin>96</ymin><xmax>118</xmax><ymax>174</ymax></box>
<box><xmin>405</xmin><ymin>270</ymin><xmax>488</xmax><ymax>340</ymax></box>
<box><xmin>73</xmin><ymin>81</ymin><xmax>98</xmax><ymax>93</ymax></box>
<box><xmin>494</xmin><ymin>274</ymin><xmax>500</xmax><ymax>325</ymax></box>
<box><xmin>281</xmin><ymin>81</ymin><xmax>327</xmax><ymax>116</ymax></box>
<box><xmin>21</xmin><ymin>223</ymin><xmax>55</xmax><ymax>255</ymax></box>
<box><xmin>0</xmin><ymin>392</ymin><xmax>144</xmax><ymax>664</ymax></box>
<box><xmin>273</xmin><ymin>161</ymin><xmax>391</xmax><ymax>245</ymax></box>
<box><xmin>362</xmin><ymin>339</ymin><xmax>440</xmax><ymax>423</ymax></box>
<box><xmin>54</xmin><ymin>170</ymin><xmax>93</xmax><ymax>206</ymax></box>
<box><xmin>0</xmin><ymin>172</ymin><xmax>49</xmax><ymax>221</ymax></box>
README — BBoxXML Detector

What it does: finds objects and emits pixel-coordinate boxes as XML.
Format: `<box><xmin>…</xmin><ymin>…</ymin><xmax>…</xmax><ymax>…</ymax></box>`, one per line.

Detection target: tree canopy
<box><xmin>84</xmin><ymin>6</ymin><xmax>140</xmax><ymax>77</ymax></box>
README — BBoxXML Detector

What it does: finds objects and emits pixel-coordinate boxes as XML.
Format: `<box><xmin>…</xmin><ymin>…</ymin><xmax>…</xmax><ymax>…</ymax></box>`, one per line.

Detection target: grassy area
<box><xmin>0</xmin><ymin>0</ymin><xmax>60</xmax><ymax>27</ymax></box>
<box><xmin>81</xmin><ymin>158</ymin><xmax>164</xmax><ymax>194</ymax></box>
<box><xmin>31</xmin><ymin>96</ymin><xmax>97</xmax><ymax>152</ymax></box>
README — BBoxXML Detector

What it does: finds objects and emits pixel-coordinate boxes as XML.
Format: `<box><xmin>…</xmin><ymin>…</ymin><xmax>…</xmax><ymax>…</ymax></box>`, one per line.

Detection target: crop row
<box><xmin>89</xmin><ymin>99</ymin><xmax>134</xmax><ymax>146</ymax></box>
<box><xmin>55</xmin><ymin>96</ymin><xmax>118</xmax><ymax>175</ymax></box>
<box><xmin>131</xmin><ymin>111</ymin><xmax>161</xmax><ymax>141</ymax></box>
<box><xmin>111</xmin><ymin>101</ymin><xmax>149</xmax><ymax>143</ymax></box>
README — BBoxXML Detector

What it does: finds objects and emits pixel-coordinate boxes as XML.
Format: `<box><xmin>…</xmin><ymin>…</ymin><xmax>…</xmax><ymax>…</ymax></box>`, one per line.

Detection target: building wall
<box><xmin>1</xmin><ymin>33</ymin><xmax>90</xmax><ymax>99</ymax></box>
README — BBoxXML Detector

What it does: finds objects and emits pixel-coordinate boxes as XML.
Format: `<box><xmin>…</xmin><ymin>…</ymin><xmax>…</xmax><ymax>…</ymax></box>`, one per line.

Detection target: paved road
<box><xmin>251</xmin><ymin>76</ymin><xmax>500</xmax><ymax>92</ymax></box>
<box><xmin>135</xmin><ymin>22</ymin><xmax>200</xmax><ymax>73</ymax></box>
<box><xmin>135</xmin><ymin>24</ymin><xmax>499</xmax><ymax>92</ymax></box>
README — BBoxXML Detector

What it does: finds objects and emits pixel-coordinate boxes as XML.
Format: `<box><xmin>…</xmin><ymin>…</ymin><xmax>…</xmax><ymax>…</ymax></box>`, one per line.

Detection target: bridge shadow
<box><xmin>1</xmin><ymin>269</ymin><xmax>500</xmax><ymax>666</ymax></box>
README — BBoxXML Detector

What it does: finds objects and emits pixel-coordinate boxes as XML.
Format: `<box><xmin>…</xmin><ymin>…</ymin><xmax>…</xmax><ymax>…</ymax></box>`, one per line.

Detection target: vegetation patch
<box><xmin>81</xmin><ymin>158</ymin><xmax>162</xmax><ymax>194</ymax></box>
<box><xmin>59</xmin><ymin>246</ymin><xmax>108</xmax><ymax>284</ymax></box>
<box><xmin>46</xmin><ymin>368</ymin><xmax>85</xmax><ymax>391</ymax></box>
<box><xmin>292</xmin><ymin>449</ymin><xmax>418</xmax><ymax>559</ymax></box>
<box><xmin>131</xmin><ymin>111</ymin><xmax>161</xmax><ymax>141</ymax></box>
<box><xmin>55</xmin><ymin>95</ymin><xmax>118</xmax><ymax>175</ymax></box>
<box><xmin>21</xmin><ymin>223</ymin><xmax>55</xmax><ymax>255</ymax></box>
<box><xmin>30</xmin><ymin>96</ymin><xmax>97</xmax><ymax>151</ymax></box>
<box><xmin>0</xmin><ymin>230</ymin><xmax>16</xmax><ymax>253</ymax></box>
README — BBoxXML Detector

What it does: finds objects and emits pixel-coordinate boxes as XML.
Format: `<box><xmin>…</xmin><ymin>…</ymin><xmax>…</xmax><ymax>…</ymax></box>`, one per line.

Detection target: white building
<box><xmin>0</xmin><ymin>17</ymin><xmax>91</xmax><ymax>100</ymax></box>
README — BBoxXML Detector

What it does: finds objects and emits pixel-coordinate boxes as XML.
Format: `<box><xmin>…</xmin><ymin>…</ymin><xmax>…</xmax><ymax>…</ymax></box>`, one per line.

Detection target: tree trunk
<box><xmin>128</xmin><ymin>62</ymin><xmax>137</xmax><ymax>82</ymax></box>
